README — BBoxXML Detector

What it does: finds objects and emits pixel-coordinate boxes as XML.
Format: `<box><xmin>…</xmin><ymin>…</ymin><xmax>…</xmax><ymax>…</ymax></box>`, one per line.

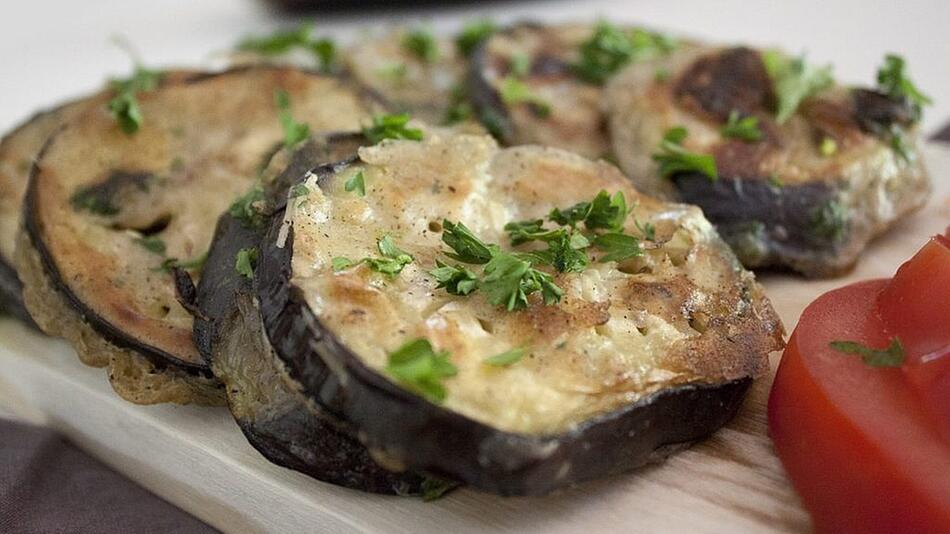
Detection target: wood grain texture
<box><xmin>1</xmin><ymin>145</ymin><xmax>948</xmax><ymax>533</ymax></box>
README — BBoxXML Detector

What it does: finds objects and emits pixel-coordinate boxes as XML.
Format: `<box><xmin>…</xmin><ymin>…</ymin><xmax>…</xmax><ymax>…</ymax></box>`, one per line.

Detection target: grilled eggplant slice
<box><xmin>257</xmin><ymin>128</ymin><xmax>783</xmax><ymax>495</ymax></box>
<box><xmin>605</xmin><ymin>46</ymin><xmax>930</xmax><ymax>277</ymax></box>
<box><xmin>344</xmin><ymin>29</ymin><xmax>466</xmax><ymax>124</ymax></box>
<box><xmin>192</xmin><ymin>133</ymin><xmax>429</xmax><ymax>494</ymax></box>
<box><xmin>467</xmin><ymin>23</ymin><xmax>677</xmax><ymax>159</ymax></box>
<box><xmin>16</xmin><ymin>66</ymin><xmax>376</xmax><ymax>405</ymax></box>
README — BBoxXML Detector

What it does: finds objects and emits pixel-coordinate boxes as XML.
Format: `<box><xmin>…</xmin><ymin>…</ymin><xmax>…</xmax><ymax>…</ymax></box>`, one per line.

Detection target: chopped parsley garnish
<box><xmin>403</xmin><ymin>28</ymin><xmax>439</xmax><ymax>63</ymax></box>
<box><xmin>420</xmin><ymin>478</ymin><xmax>455</xmax><ymax>502</ymax></box>
<box><xmin>532</xmin><ymin>231</ymin><xmax>590</xmax><ymax>273</ymax></box>
<box><xmin>441</xmin><ymin>220</ymin><xmax>494</xmax><ymax>264</ymax></box>
<box><xmin>228</xmin><ymin>186</ymin><xmax>267</xmax><ymax>228</ymax></box>
<box><xmin>235</xmin><ymin>247</ymin><xmax>259</xmax><ymax>279</ymax></box>
<box><xmin>504</xmin><ymin>219</ymin><xmax>562</xmax><ymax>246</ymax></box>
<box><xmin>430</xmin><ymin>261</ymin><xmax>479</xmax><ymax>295</ymax></box>
<box><xmin>876</xmin><ymin>54</ymin><xmax>930</xmax><ymax>119</ymax></box>
<box><xmin>762</xmin><ymin>51</ymin><xmax>833</xmax><ymax>124</ymax></box>
<box><xmin>810</xmin><ymin>199</ymin><xmax>848</xmax><ymax>242</ymax></box>
<box><xmin>819</xmin><ymin>137</ymin><xmax>838</xmax><ymax>157</ymax></box>
<box><xmin>155</xmin><ymin>251</ymin><xmax>208</xmax><ymax>273</ymax></box>
<box><xmin>635</xmin><ymin>218</ymin><xmax>656</xmax><ymax>241</ymax></box>
<box><xmin>499</xmin><ymin>77</ymin><xmax>551</xmax><ymax>117</ymax></box>
<box><xmin>375</xmin><ymin>62</ymin><xmax>408</xmax><ymax>82</ymax></box>
<box><xmin>237</xmin><ymin>24</ymin><xmax>337</xmax><ymax>72</ymax></box>
<box><xmin>652</xmin><ymin>127</ymin><xmax>718</xmax><ymax>181</ymax></box>
<box><xmin>548</xmin><ymin>190</ymin><xmax>629</xmax><ymax>232</ymax></box>
<box><xmin>344</xmin><ymin>171</ymin><xmax>366</xmax><ymax>197</ymax></box>
<box><xmin>70</xmin><ymin>186</ymin><xmax>120</xmax><ymax>216</ymax></box>
<box><xmin>510</xmin><ymin>52</ymin><xmax>531</xmax><ymax>77</ymax></box>
<box><xmin>386</xmin><ymin>338</ymin><xmax>457</xmax><ymax>403</ymax></box>
<box><xmin>721</xmin><ymin>111</ymin><xmax>763</xmax><ymax>142</ymax></box>
<box><xmin>108</xmin><ymin>66</ymin><xmax>162</xmax><ymax>135</ymax></box>
<box><xmin>362</xmin><ymin>113</ymin><xmax>424</xmax><ymax>144</ymax></box>
<box><xmin>481</xmin><ymin>251</ymin><xmax>562</xmax><ymax>310</ymax></box>
<box><xmin>331</xmin><ymin>236</ymin><xmax>414</xmax><ymax>276</ymax></box>
<box><xmin>289</xmin><ymin>183</ymin><xmax>309</xmax><ymax>199</ymax></box>
<box><xmin>274</xmin><ymin>89</ymin><xmax>310</xmax><ymax>149</ymax></box>
<box><xmin>484</xmin><ymin>347</ymin><xmax>526</xmax><ymax>367</ymax></box>
<box><xmin>443</xmin><ymin>85</ymin><xmax>473</xmax><ymax>125</ymax></box>
<box><xmin>455</xmin><ymin>19</ymin><xmax>496</xmax><ymax>57</ymax></box>
<box><xmin>574</xmin><ymin>22</ymin><xmax>676</xmax><ymax>85</ymax></box>
<box><xmin>134</xmin><ymin>236</ymin><xmax>166</xmax><ymax>255</ymax></box>
<box><xmin>829</xmin><ymin>337</ymin><xmax>905</xmax><ymax>368</ymax></box>
<box><xmin>888</xmin><ymin>125</ymin><xmax>915</xmax><ymax>162</ymax></box>
<box><xmin>768</xmin><ymin>174</ymin><xmax>785</xmax><ymax>189</ymax></box>
<box><xmin>592</xmin><ymin>232</ymin><xmax>643</xmax><ymax>262</ymax></box>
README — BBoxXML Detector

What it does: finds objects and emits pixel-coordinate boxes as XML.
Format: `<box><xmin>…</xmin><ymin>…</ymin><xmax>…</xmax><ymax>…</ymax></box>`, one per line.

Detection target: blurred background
<box><xmin>0</xmin><ymin>0</ymin><xmax>948</xmax><ymax>134</ymax></box>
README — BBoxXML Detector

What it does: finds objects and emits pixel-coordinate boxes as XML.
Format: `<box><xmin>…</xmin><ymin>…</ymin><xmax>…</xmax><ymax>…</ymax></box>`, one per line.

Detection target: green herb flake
<box><xmin>289</xmin><ymin>183</ymin><xmax>309</xmax><ymax>199</ymax></box>
<box><xmin>363</xmin><ymin>235</ymin><xmax>414</xmax><ymax>276</ymax></box>
<box><xmin>504</xmin><ymin>219</ymin><xmax>560</xmax><ymax>246</ymax></box>
<box><xmin>430</xmin><ymin>261</ymin><xmax>479</xmax><ymax>296</ymax></box>
<box><xmin>499</xmin><ymin>77</ymin><xmax>551</xmax><ymax>117</ymax></box>
<box><xmin>70</xmin><ymin>186</ymin><xmax>120</xmax><ymax>216</ymax></box>
<box><xmin>592</xmin><ymin>232</ymin><xmax>643</xmax><ymax>263</ymax></box>
<box><xmin>455</xmin><ymin>19</ymin><xmax>496</xmax><ymax>57</ymax></box>
<box><xmin>108</xmin><ymin>66</ymin><xmax>162</xmax><ymax>135</ymax></box>
<box><xmin>585</xmin><ymin>190</ymin><xmax>628</xmax><ymax>231</ymax></box>
<box><xmin>376</xmin><ymin>62</ymin><xmax>408</xmax><ymax>82</ymax></box>
<box><xmin>763</xmin><ymin>51</ymin><xmax>834</xmax><ymax>124</ymax></box>
<box><xmin>308</xmin><ymin>38</ymin><xmax>337</xmax><ymax>73</ymax></box>
<box><xmin>228</xmin><ymin>186</ymin><xmax>267</xmax><ymax>228</ymax></box>
<box><xmin>362</xmin><ymin>113</ymin><xmax>424</xmax><ymax>144</ymax></box>
<box><xmin>237</xmin><ymin>25</ymin><xmax>337</xmax><ymax>72</ymax></box>
<box><xmin>441</xmin><ymin>220</ymin><xmax>494</xmax><ymax>264</ymax></box>
<box><xmin>652</xmin><ymin>126</ymin><xmax>718</xmax><ymax>181</ymax></box>
<box><xmin>829</xmin><ymin>338</ymin><xmax>905</xmax><ymax>368</ymax></box>
<box><xmin>134</xmin><ymin>236</ymin><xmax>166</xmax><ymax>255</ymax></box>
<box><xmin>386</xmin><ymin>338</ymin><xmax>457</xmax><ymax>403</ymax></box>
<box><xmin>635</xmin><ymin>218</ymin><xmax>656</xmax><ymax>241</ymax></box>
<box><xmin>819</xmin><ymin>137</ymin><xmax>838</xmax><ymax>157</ymax></box>
<box><xmin>574</xmin><ymin>22</ymin><xmax>676</xmax><ymax>85</ymax></box>
<box><xmin>810</xmin><ymin>199</ymin><xmax>848</xmax><ymax>242</ymax></box>
<box><xmin>481</xmin><ymin>251</ymin><xmax>561</xmax><ymax>311</ymax></box>
<box><xmin>533</xmin><ymin>231</ymin><xmax>590</xmax><ymax>273</ymax></box>
<box><xmin>510</xmin><ymin>52</ymin><xmax>531</xmax><ymax>77</ymax></box>
<box><xmin>235</xmin><ymin>247</ymin><xmax>259</xmax><ymax>279</ymax></box>
<box><xmin>344</xmin><ymin>171</ymin><xmax>366</xmax><ymax>197</ymax></box>
<box><xmin>155</xmin><ymin>251</ymin><xmax>208</xmax><ymax>273</ymax></box>
<box><xmin>443</xmin><ymin>85</ymin><xmax>473</xmax><ymax>125</ymax></box>
<box><xmin>420</xmin><ymin>478</ymin><xmax>456</xmax><ymax>502</ymax></box>
<box><xmin>721</xmin><ymin>110</ymin><xmax>763</xmax><ymax>142</ymax></box>
<box><xmin>403</xmin><ymin>28</ymin><xmax>439</xmax><ymax>63</ymax></box>
<box><xmin>888</xmin><ymin>124</ymin><xmax>915</xmax><ymax>162</ymax></box>
<box><xmin>274</xmin><ymin>89</ymin><xmax>310</xmax><ymax>149</ymax></box>
<box><xmin>877</xmin><ymin>54</ymin><xmax>930</xmax><ymax>116</ymax></box>
<box><xmin>484</xmin><ymin>347</ymin><xmax>526</xmax><ymax>367</ymax></box>
<box><xmin>331</xmin><ymin>256</ymin><xmax>355</xmax><ymax>272</ymax></box>
<box><xmin>768</xmin><ymin>174</ymin><xmax>784</xmax><ymax>189</ymax></box>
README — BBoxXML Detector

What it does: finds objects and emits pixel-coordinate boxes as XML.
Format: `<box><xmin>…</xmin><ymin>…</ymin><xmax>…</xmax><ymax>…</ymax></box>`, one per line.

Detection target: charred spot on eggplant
<box><xmin>257</xmin><ymin>128</ymin><xmax>783</xmax><ymax>495</ymax></box>
<box><xmin>606</xmin><ymin>44</ymin><xmax>930</xmax><ymax>277</ymax></box>
<box><xmin>15</xmin><ymin>66</ymin><xmax>376</xmax><ymax>404</ymax></box>
<box><xmin>193</xmin><ymin>134</ymin><xmax>434</xmax><ymax>495</ymax></box>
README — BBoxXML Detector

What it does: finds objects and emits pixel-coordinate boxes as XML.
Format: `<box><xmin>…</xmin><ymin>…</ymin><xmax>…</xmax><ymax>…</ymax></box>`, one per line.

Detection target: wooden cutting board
<box><xmin>1</xmin><ymin>145</ymin><xmax>948</xmax><ymax>533</ymax></box>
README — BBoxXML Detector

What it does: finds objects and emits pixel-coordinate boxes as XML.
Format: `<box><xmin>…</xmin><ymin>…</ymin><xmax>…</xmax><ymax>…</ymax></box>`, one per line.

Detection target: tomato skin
<box><xmin>769</xmin><ymin>281</ymin><xmax>950</xmax><ymax>534</ymax></box>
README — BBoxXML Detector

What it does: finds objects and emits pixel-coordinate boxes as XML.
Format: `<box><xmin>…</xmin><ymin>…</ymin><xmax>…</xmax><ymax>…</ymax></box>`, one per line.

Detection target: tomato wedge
<box><xmin>769</xmin><ymin>235</ymin><xmax>950</xmax><ymax>533</ymax></box>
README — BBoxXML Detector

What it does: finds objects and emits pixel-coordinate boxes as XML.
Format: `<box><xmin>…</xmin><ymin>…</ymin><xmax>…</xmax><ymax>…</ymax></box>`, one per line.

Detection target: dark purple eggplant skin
<box><xmin>0</xmin><ymin>257</ymin><xmax>36</xmax><ymax>327</ymax></box>
<box><xmin>256</xmin><ymin>161</ymin><xmax>754</xmax><ymax>497</ymax></box>
<box><xmin>192</xmin><ymin>135</ymin><xmax>430</xmax><ymax>495</ymax></box>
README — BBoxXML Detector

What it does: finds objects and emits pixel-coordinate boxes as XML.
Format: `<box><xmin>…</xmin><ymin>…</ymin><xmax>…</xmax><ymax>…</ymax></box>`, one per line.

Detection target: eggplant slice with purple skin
<box><xmin>256</xmin><ymin>127</ymin><xmax>784</xmax><ymax>495</ymax></box>
<box><xmin>605</xmin><ymin>46</ymin><xmax>931</xmax><ymax>277</ymax></box>
<box><xmin>191</xmin><ymin>132</ymin><xmax>436</xmax><ymax>495</ymax></box>
<box><xmin>16</xmin><ymin>66</ymin><xmax>377</xmax><ymax>405</ymax></box>
<box><xmin>467</xmin><ymin>23</ymin><xmax>677</xmax><ymax>160</ymax></box>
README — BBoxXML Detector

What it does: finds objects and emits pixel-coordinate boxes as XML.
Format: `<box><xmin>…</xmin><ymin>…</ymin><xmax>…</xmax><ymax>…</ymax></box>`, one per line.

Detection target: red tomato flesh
<box><xmin>769</xmin><ymin>280</ymin><xmax>950</xmax><ymax>534</ymax></box>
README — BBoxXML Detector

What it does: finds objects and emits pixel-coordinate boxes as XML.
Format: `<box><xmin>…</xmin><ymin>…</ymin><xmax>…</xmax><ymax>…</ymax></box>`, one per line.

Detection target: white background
<box><xmin>1</xmin><ymin>0</ymin><xmax>949</xmax><ymax>134</ymax></box>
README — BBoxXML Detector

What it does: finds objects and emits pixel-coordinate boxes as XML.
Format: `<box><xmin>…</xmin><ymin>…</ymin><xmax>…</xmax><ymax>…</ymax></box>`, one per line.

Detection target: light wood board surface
<box><xmin>1</xmin><ymin>145</ymin><xmax>948</xmax><ymax>533</ymax></box>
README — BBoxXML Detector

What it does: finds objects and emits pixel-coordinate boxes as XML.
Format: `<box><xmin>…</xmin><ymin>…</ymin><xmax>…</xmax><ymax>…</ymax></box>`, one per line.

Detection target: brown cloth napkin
<box><xmin>0</xmin><ymin>418</ymin><xmax>217</xmax><ymax>534</ymax></box>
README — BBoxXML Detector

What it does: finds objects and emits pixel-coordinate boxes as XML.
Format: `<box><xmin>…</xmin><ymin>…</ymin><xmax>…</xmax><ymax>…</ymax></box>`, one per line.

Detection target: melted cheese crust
<box><xmin>289</xmin><ymin>129</ymin><xmax>779</xmax><ymax>435</ymax></box>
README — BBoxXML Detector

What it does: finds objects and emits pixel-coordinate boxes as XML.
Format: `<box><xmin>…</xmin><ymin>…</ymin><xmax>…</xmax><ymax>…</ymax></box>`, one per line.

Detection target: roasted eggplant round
<box><xmin>16</xmin><ymin>66</ymin><xmax>376</xmax><ymax>405</ymax></box>
<box><xmin>257</xmin><ymin>127</ymin><xmax>783</xmax><ymax>495</ymax></box>
<box><xmin>192</xmin><ymin>132</ymin><xmax>432</xmax><ymax>494</ymax></box>
<box><xmin>605</xmin><ymin>45</ymin><xmax>931</xmax><ymax>277</ymax></box>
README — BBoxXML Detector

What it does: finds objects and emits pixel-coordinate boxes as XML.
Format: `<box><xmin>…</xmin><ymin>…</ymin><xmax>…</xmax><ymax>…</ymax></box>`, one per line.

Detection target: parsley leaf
<box><xmin>386</xmin><ymin>338</ymin><xmax>457</xmax><ymax>403</ymax></box>
<box><xmin>443</xmin><ymin>85</ymin><xmax>473</xmax><ymax>125</ymax></box>
<box><xmin>877</xmin><ymin>54</ymin><xmax>930</xmax><ymax>114</ymax></box>
<box><xmin>308</xmin><ymin>38</ymin><xmax>337</xmax><ymax>73</ymax></box>
<box><xmin>763</xmin><ymin>51</ymin><xmax>833</xmax><ymax>124</ymax></box>
<box><xmin>510</xmin><ymin>52</ymin><xmax>531</xmax><ymax>77</ymax></box>
<box><xmin>574</xmin><ymin>22</ymin><xmax>676</xmax><ymax>85</ymax></box>
<box><xmin>810</xmin><ymin>199</ymin><xmax>848</xmax><ymax>242</ymax></box>
<box><xmin>235</xmin><ymin>247</ymin><xmax>259</xmax><ymax>279</ymax></box>
<box><xmin>430</xmin><ymin>261</ymin><xmax>479</xmax><ymax>295</ymax></box>
<box><xmin>70</xmin><ymin>186</ymin><xmax>120</xmax><ymax>216</ymax></box>
<box><xmin>888</xmin><ymin>124</ymin><xmax>915</xmax><ymax>162</ymax></box>
<box><xmin>228</xmin><ymin>186</ymin><xmax>267</xmax><ymax>228</ymax></box>
<box><xmin>481</xmin><ymin>251</ymin><xmax>561</xmax><ymax>311</ymax></box>
<box><xmin>274</xmin><ymin>89</ymin><xmax>310</xmax><ymax>149</ymax></box>
<box><xmin>499</xmin><ymin>77</ymin><xmax>551</xmax><ymax>117</ymax></box>
<box><xmin>585</xmin><ymin>190</ymin><xmax>628</xmax><ymax>231</ymax></box>
<box><xmin>237</xmin><ymin>25</ymin><xmax>337</xmax><ymax>72</ymax></box>
<box><xmin>155</xmin><ymin>251</ymin><xmax>208</xmax><ymax>273</ymax></box>
<box><xmin>635</xmin><ymin>218</ymin><xmax>656</xmax><ymax>241</ymax></box>
<box><xmin>134</xmin><ymin>236</ymin><xmax>166</xmax><ymax>255</ymax></box>
<box><xmin>362</xmin><ymin>113</ymin><xmax>424</xmax><ymax>144</ymax></box>
<box><xmin>344</xmin><ymin>171</ymin><xmax>366</xmax><ymax>196</ymax></box>
<box><xmin>819</xmin><ymin>137</ymin><xmax>838</xmax><ymax>157</ymax></box>
<box><xmin>108</xmin><ymin>66</ymin><xmax>162</xmax><ymax>135</ymax></box>
<box><xmin>403</xmin><ymin>28</ymin><xmax>439</xmax><ymax>63</ymax></box>
<box><xmin>420</xmin><ymin>478</ymin><xmax>456</xmax><ymax>501</ymax></box>
<box><xmin>441</xmin><ymin>220</ymin><xmax>494</xmax><ymax>264</ymax></box>
<box><xmin>455</xmin><ymin>19</ymin><xmax>496</xmax><ymax>57</ymax></box>
<box><xmin>829</xmin><ymin>338</ymin><xmax>905</xmax><ymax>368</ymax></box>
<box><xmin>289</xmin><ymin>183</ymin><xmax>309</xmax><ymax>199</ymax></box>
<box><xmin>484</xmin><ymin>347</ymin><xmax>526</xmax><ymax>367</ymax></box>
<box><xmin>375</xmin><ymin>62</ymin><xmax>408</xmax><ymax>82</ymax></box>
<box><xmin>721</xmin><ymin>111</ymin><xmax>763</xmax><ymax>142</ymax></box>
<box><xmin>533</xmin><ymin>231</ymin><xmax>590</xmax><ymax>273</ymax></box>
<box><xmin>652</xmin><ymin>126</ymin><xmax>718</xmax><ymax>181</ymax></box>
<box><xmin>504</xmin><ymin>219</ymin><xmax>562</xmax><ymax>246</ymax></box>
<box><xmin>592</xmin><ymin>232</ymin><xmax>643</xmax><ymax>263</ymax></box>
<box><xmin>332</xmin><ymin>256</ymin><xmax>355</xmax><ymax>271</ymax></box>
<box><xmin>364</xmin><ymin>235</ymin><xmax>414</xmax><ymax>275</ymax></box>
